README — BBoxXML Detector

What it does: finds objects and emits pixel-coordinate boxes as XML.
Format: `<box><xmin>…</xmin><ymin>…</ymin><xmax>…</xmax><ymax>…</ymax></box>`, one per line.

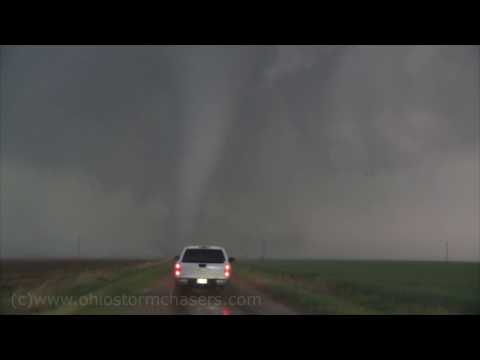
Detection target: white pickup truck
<box><xmin>173</xmin><ymin>246</ymin><xmax>235</xmax><ymax>293</ymax></box>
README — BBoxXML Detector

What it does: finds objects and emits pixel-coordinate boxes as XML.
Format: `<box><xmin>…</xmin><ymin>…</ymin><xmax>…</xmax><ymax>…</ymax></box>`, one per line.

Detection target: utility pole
<box><xmin>261</xmin><ymin>239</ymin><xmax>266</xmax><ymax>261</ymax></box>
<box><xmin>77</xmin><ymin>235</ymin><xmax>81</xmax><ymax>260</ymax></box>
<box><xmin>445</xmin><ymin>241</ymin><xmax>449</xmax><ymax>263</ymax></box>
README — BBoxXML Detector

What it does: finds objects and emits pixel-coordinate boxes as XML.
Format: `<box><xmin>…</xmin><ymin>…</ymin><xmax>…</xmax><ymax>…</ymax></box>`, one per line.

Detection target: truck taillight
<box><xmin>224</xmin><ymin>263</ymin><xmax>231</xmax><ymax>278</ymax></box>
<box><xmin>174</xmin><ymin>263</ymin><xmax>181</xmax><ymax>277</ymax></box>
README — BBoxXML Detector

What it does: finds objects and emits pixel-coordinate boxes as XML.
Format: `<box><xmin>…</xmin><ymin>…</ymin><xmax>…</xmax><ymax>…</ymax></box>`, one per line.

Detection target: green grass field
<box><xmin>0</xmin><ymin>260</ymin><xmax>170</xmax><ymax>314</ymax></box>
<box><xmin>235</xmin><ymin>260</ymin><xmax>480</xmax><ymax>314</ymax></box>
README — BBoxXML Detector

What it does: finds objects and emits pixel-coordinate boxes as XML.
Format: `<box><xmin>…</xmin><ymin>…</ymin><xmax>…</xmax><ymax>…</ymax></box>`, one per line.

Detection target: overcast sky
<box><xmin>1</xmin><ymin>45</ymin><xmax>478</xmax><ymax>260</ymax></box>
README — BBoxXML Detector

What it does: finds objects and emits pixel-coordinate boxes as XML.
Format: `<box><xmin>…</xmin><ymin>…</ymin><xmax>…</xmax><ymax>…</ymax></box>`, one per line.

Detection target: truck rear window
<box><xmin>182</xmin><ymin>249</ymin><xmax>225</xmax><ymax>263</ymax></box>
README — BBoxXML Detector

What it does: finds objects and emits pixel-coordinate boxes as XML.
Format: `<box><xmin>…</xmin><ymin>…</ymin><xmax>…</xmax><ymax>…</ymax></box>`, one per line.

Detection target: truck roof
<box><xmin>183</xmin><ymin>245</ymin><xmax>225</xmax><ymax>250</ymax></box>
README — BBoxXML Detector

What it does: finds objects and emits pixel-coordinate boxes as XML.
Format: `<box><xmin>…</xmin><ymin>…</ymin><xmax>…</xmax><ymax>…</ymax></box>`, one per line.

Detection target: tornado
<box><xmin>171</xmin><ymin>46</ymin><xmax>265</xmax><ymax>245</ymax></box>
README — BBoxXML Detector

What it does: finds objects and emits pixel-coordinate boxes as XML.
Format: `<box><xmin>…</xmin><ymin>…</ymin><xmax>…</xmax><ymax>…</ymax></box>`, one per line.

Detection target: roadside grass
<box><xmin>49</xmin><ymin>263</ymin><xmax>170</xmax><ymax>314</ymax></box>
<box><xmin>235</xmin><ymin>260</ymin><xmax>480</xmax><ymax>314</ymax></box>
<box><xmin>1</xmin><ymin>261</ymin><xmax>169</xmax><ymax>314</ymax></box>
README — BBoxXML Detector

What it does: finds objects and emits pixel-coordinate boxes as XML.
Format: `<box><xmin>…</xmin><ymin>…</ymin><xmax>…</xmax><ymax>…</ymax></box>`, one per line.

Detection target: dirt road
<box><xmin>131</xmin><ymin>276</ymin><xmax>294</xmax><ymax>315</ymax></box>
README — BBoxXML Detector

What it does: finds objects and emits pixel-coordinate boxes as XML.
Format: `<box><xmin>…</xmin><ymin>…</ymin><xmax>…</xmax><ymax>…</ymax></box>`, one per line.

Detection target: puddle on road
<box><xmin>169</xmin><ymin>286</ymin><xmax>240</xmax><ymax>315</ymax></box>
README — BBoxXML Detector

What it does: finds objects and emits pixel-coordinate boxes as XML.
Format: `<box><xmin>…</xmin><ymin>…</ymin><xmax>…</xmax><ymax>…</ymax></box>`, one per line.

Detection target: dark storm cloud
<box><xmin>2</xmin><ymin>46</ymin><xmax>182</xmax><ymax>198</ymax></box>
<box><xmin>1</xmin><ymin>45</ymin><xmax>478</xmax><ymax>260</ymax></box>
